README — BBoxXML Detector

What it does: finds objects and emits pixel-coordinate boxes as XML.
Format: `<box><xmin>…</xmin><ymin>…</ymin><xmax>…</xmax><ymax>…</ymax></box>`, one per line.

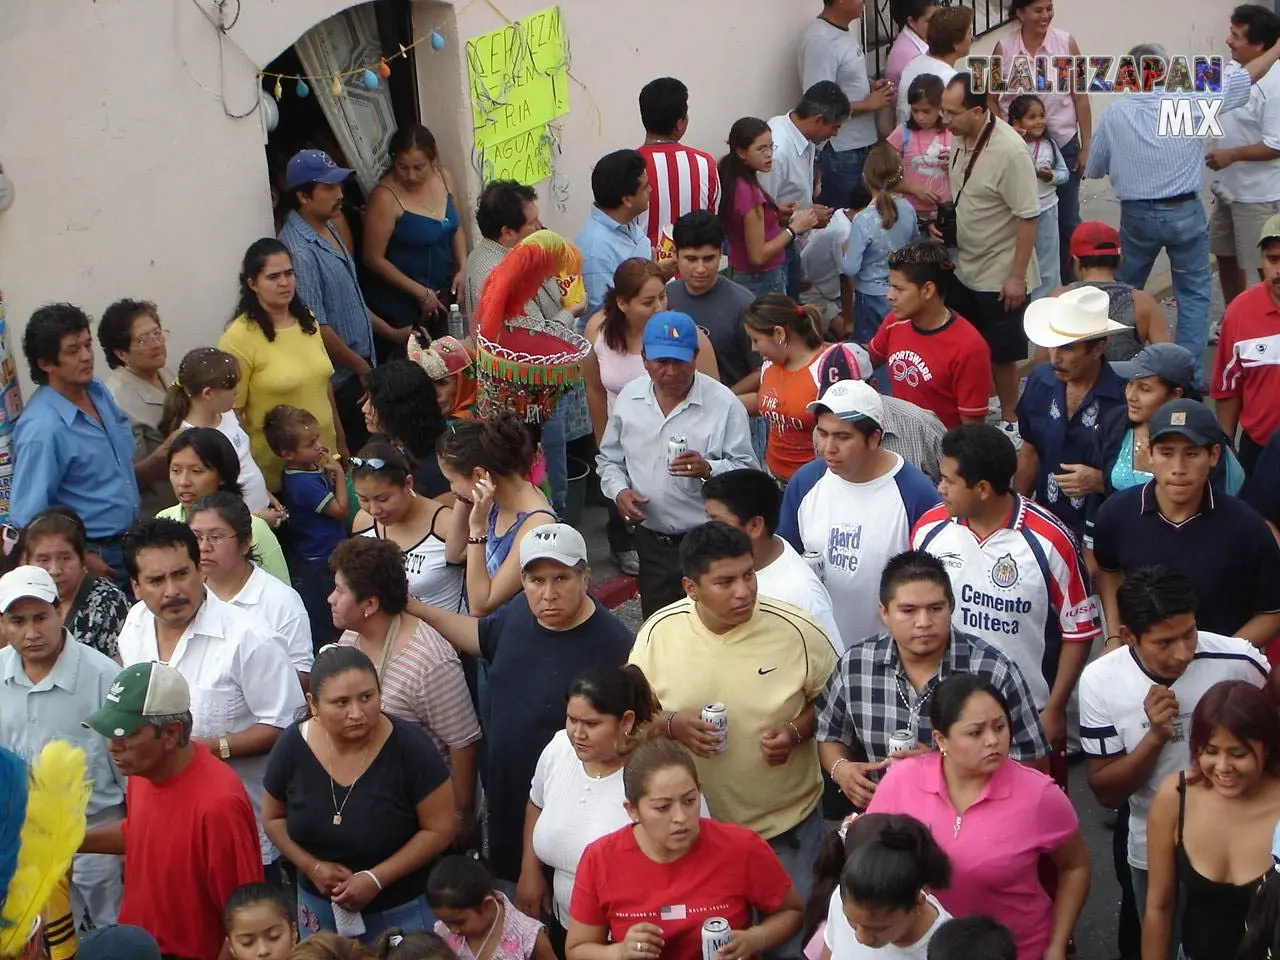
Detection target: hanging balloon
<box><xmin>431</xmin><ymin>32</ymin><xmax>445</xmax><ymax>50</ymax></box>
<box><xmin>260</xmin><ymin>91</ymin><xmax>279</xmax><ymax>133</ymax></box>
<box><xmin>377</xmin><ymin>59</ymin><xmax>391</xmax><ymax>79</ymax></box>
<box><xmin>362</xmin><ymin>69</ymin><xmax>379</xmax><ymax>90</ymax></box>
<box><xmin>330</xmin><ymin>73</ymin><xmax>344</xmax><ymax>97</ymax></box>
<box><xmin>296</xmin><ymin>78</ymin><xmax>310</xmax><ymax>98</ymax></box>
<box><xmin>272</xmin><ymin>77</ymin><xmax>283</xmax><ymax>101</ymax></box>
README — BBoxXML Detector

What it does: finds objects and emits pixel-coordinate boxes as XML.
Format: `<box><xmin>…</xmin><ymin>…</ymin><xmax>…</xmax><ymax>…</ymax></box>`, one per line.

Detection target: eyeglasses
<box><xmin>349</xmin><ymin>457</ymin><xmax>388</xmax><ymax>470</ymax></box>
<box><xmin>192</xmin><ymin>533</ymin><xmax>233</xmax><ymax>546</ymax></box>
<box><xmin>132</xmin><ymin>328</ymin><xmax>169</xmax><ymax>348</ymax></box>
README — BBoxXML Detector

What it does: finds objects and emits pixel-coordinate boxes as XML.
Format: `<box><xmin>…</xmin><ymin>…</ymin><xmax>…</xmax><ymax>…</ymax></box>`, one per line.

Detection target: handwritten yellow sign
<box><xmin>478</xmin><ymin>127</ymin><xmax>554</xmax><ymax>186</ymax></box>
<box><xmin>466</xmin><ymin>5</ymin><xmax>570</xmax><ymax>151</ymax></box>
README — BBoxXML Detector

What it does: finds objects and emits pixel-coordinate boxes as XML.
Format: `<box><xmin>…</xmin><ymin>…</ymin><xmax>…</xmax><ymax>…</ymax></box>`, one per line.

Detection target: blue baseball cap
<box><xmin>284</xmin><ymin>149</ymin><xmax>354</xmax><ymax>191</ymax></box>
<box><xmin>642</xmin><ymin>312</ymin><xmax>699</xmax><ymax>363</ymax></box>
<box><xmin>1111</xmin><ymin>343</ymin><xmax>1197</xmax><ymax>391</ymax></box>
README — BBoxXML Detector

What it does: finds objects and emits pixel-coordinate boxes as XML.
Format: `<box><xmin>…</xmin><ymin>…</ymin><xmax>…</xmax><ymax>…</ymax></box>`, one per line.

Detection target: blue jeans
<box><xmin>78</xmin><ymin>924</ymin><xmax>161</xmax><ymax>959</ymax></box>
<box><xmin>1116</xmin><ymin>197</ymin><xmax>1212</xmax><ymax>385</ymax></box>
<box><xmin>726</xmin><ymin>264</ymin><xmax>787</xmax><ymax>298</ymax></box>
<box><xmin>816</xmin><ymin>144</ymin><xmax>871</xmax><ymax>209</ymax></box>
<box><xmin>86</xmin><ymin>539</ymin><xmax>130</xmax><ymax>595</ymax></box>
<box><xmin>749</xmin><ymin>416</ymin><xmax>769</xmax><ymax>466</ymax></box>
<box><xmin>542</xmin><ymin>399</ymin><xmax>569</xmax><ymax>517</ymax></box>
<box><xmin>298</xmin><ymin>885</ymin><xmax>435</xmax><ymax>944</ymax></box>
<box><xmin>1031</xmin><ymin>204</ymin><xmax>1062</xmax><ymax>301</ymax></box>
<box><xmin>287</xmin><ymin>551</ymin><xmax>339</xmax><ymax>653</ymax></box>
<box><xmin>853</xmin><ymin>291</ymin><xmax>892</xmax><ymax>345</ymax></box>
<box><xmin>1056</xmin><ymin>133</ymin><xmax>1082</xmax><ymax>282</ymax></box>
<box><xmin>784</xmin><ymin>242</ymin><xmax>802</xmax><ymax>299</ymax></box>
<box><xmin>765</xmin><ymin>804</ymin><xmax>825</xmax><ymax>960</ymax></box>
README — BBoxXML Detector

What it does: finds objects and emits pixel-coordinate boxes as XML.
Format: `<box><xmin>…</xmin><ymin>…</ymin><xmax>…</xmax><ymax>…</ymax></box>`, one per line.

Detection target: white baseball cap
<box><xmin>519</xmin><ymin>523</ymin><xmax>589</xmax><ymax>570</ymax></box>
<box><xmin>807</xmin><ymin>379</ymin><xmax>885</xmax><ymax>430</ymax></box>
<box><xmin>0</xmin><ymin>565</ymin><xmax>59</xmax><ymax>612</ymax></box>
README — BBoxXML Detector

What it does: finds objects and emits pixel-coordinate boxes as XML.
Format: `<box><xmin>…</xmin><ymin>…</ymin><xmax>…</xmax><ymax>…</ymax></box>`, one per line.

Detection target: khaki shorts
<box><xmin>1209</xmin><ymin>197</ymin><xmax>1280</xmax><ymax>271</ymax></box>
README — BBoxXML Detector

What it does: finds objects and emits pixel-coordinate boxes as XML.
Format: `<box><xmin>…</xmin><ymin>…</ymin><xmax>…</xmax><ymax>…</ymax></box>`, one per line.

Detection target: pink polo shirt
<box><xmin>995</xmin><ymin>27</ymin><xmax>1079</xmax><ymax>148</ymax></box>
<box><xmin>885</xmin><ymin>26</ymin><xmax>929</xmax><ymax>92</ymax></box>
<box><xmin>867</xmin><ymin>752</ymin><xmax>1077</xmax><ymax>960</ymax></box>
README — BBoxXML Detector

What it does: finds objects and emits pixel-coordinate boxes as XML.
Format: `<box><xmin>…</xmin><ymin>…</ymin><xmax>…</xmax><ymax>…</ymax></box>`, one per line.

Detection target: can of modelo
<box><xmin>888</xmin><ymin>729</ymin><xmax>918</xmax><ymax>755</ymax></box>
<box><xmin>668</xmin><ymin>435</ymin><xmax>688</xmax><ymax>467</ymax></box>
<box><xmin>701</xmin><ymin>917</ymin><xmax>732</xmax><ymax>960</ymax></box>
<box><xmin>702</xmin><ymin>703</ymin><xmax>728</xmax><ymax>754</ymax></box>
<box><xmin>802</xmin><ymin>550</ymin><xmax>825</xmax><ymax>581</ymax></box>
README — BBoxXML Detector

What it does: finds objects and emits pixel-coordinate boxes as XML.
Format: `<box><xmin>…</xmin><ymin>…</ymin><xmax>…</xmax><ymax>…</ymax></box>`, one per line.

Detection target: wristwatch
<box><xmin>218</xmin><ymin>736</ymin><xmax>231</xmax><ymax>760</ymax></box>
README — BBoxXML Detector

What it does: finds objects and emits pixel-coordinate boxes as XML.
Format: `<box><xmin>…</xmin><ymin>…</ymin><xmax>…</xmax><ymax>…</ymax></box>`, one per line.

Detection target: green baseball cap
<box><xmin>83</xmin><ymin>662</ymin><xmax>191</xmax><ymax>739</ymax></box>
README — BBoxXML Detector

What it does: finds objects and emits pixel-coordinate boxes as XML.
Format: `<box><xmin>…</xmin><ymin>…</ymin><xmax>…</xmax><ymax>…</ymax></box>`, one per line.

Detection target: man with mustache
<box><xmin>114</xmin><ymin>517</ymin><xmax>302</xmax><ymax>884</ymax></box>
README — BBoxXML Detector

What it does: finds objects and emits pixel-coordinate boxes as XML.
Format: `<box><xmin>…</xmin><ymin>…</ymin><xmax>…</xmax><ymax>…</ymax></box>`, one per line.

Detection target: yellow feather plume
<box><xmin>0</xmin><ymin>741</ymin><xmax>89</xmax><ymax>956</ymax></box>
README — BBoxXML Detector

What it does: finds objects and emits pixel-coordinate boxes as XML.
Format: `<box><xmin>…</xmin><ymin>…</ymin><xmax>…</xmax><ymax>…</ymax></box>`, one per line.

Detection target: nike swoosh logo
<box><xmin>758</xmin><ymin>667</ymin><xmax>777</xmax><ymax>675</ymax></box>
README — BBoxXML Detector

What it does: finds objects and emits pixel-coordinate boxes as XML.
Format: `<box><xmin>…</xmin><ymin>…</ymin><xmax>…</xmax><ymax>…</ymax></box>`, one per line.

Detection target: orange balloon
<box><xmin>378</xmin><ymin>59</ymin><xmax>391</xmax><ymax>79</ymax></box>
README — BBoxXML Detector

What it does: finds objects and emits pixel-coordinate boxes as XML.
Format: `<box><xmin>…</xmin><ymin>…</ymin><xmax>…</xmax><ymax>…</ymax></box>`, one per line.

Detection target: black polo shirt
<box><xmin>1092</xmin><ymin>480</ymin><xmax>1280</xmax><ymax>637</ymax></box>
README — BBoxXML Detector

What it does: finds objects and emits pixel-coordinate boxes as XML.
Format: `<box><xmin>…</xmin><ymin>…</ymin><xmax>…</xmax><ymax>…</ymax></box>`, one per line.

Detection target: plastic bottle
<box><xmin>448</xmin><ymin>303</ymin><xmax>466</xmax><ymax>340</ymax></box>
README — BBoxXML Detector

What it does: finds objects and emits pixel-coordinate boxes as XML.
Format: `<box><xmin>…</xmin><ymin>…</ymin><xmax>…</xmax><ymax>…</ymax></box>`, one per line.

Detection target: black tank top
<box><xmin>1176</xmin><ymin>771</ymin><xmax>1265</xmax><ymax>959</ymax></box>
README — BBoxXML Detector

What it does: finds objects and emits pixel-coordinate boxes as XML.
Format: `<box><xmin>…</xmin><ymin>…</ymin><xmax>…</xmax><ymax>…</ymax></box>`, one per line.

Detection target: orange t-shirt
<box><xmin>758</xmin><ymin>357</ymin><xmax>823</xmax><ymax>480</ymax></box>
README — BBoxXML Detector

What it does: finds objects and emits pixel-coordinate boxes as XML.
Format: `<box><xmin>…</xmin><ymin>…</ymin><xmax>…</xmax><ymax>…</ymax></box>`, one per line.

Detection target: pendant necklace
<box><xmin>326</xmin><ymin>729</ymin><xmax>376</xmax><ymax>826</ymax></box>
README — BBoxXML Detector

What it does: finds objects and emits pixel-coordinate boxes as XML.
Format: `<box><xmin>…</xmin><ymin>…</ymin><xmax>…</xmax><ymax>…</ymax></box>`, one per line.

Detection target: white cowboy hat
<box><xmin>1023</xmin><ymin>285</ymin><xmax>1129</xmax><ymax>348</ymax></box>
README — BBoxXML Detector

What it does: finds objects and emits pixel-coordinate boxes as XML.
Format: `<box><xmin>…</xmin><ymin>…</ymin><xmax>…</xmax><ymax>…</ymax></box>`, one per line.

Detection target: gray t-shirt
<box><xmin>665</xmin><ymin>276</ymin><xmax>761</xmax><ymax>388</ymax></box>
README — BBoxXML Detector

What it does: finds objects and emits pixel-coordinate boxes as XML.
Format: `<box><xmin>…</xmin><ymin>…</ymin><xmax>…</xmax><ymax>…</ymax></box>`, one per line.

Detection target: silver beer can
<box><xmin>702</xmin><ymin>917</ymin><xmax>732</xmax><ymax>960</ymax></box>
<box><xmin>888</xmin><ymin>729</ymin><xmax>918</xmax><ymax>755</ymax></box>
<box><xmin>702</xmin><ymin>703</ymin><xmax>728</xmax><ymax>754</ymax></box>
<box><xmin>668</xmin><ymin>435</ymin><xmax>688</xmax><ymax>467</ymax></box>
<box><xmin>802</xmin><ymin>550</ymin><xmax>825</xmax><ymax>581</ymax></box>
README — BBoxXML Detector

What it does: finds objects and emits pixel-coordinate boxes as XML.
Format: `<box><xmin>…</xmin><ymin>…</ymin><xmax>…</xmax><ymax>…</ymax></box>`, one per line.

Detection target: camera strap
<box><xmin>952</xmin><ymin>113</ymin><xmax>997</xmax><ymax>206</ymax></box>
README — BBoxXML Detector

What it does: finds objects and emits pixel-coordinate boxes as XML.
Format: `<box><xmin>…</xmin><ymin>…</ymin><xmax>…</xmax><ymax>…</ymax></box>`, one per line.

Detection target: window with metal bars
<box><xmin>860</xmin><ymin>0</ymin><xmax>1012</xmax><ymax>77</ymax></box>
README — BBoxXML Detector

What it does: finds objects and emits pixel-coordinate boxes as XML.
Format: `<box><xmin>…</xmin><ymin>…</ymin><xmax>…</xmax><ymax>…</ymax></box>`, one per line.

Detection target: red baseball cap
<box><xmin>1070</xmin><ymin>221</ymin><xmax>1121</xmax><ymax>258</ymax></box>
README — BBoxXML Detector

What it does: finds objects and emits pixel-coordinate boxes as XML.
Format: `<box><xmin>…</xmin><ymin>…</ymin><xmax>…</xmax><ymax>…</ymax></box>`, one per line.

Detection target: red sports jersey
<box><xmin>637</xmin><ymin>142</ymin><xmax>721</xmax><ymax>249</ymax></box>
<box><xmin>1211</xmin><ymin>281</ymin><xmax>1280</xmax><ymax>445</ymax></box>
<box><xmin>869</xmin><ymin>312</ymin><xmax>991</xmax><ymax>429</ymax></box>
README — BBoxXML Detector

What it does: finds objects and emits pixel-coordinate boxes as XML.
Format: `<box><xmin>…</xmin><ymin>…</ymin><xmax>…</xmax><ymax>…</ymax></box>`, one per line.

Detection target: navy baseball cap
<box><xmin>1111</xmin><ymin>343</ymin><xmax>1197</xmax><ymax>391</ymax></box>
<box><xmin>1148</xmin><ymin>399</ymin><xmax>1221</xmax><ymax>447</ymax></box>
<box><xmin>643</xmin><ymin>312</ymin><xmax>699</xmax><ymax>363</ymax></box>
<box><xmin>284</xmin><ymin>150</ymin><xmax>354</xmax><ymax>191</ymax></box>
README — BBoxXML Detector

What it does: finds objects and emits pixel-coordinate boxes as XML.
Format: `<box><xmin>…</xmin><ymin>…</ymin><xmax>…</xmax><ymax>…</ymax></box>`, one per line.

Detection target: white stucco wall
<box><xmin>0</xmin><ymin>0</ymin><xmax>1241</xmax><ymax>396</ymax></box>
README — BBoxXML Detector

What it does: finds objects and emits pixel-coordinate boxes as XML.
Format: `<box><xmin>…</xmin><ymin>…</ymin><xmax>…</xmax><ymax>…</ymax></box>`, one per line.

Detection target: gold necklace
<box><xmin>325</xmin><ymin>728</ymin><xmax>376</xmax><ymax>826</ymax></box>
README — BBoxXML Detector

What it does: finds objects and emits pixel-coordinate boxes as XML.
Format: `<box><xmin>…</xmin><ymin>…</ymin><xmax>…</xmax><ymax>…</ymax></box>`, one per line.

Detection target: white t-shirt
<box><xmin>530</xmin><ymin>730</ymin><xmax>708</xmax><ymax>925</ymax></box>
<box><xmin>1218</xmin><ymin>61</ymin><xmax>1280</xmax><ymax>203</ymax></box>
<box><xmin>897</xmin><ymin>57</ymin><xmax>959</xmax><ymax>126</ymax></box>
<box><xmin>799</xmin><ymin>18</ymin><xmax>877</xmax><ymax>151</ymax></box>
<box><xmin>756</xmin><ymin>538</ymin><xmax>844</xmax><ymax>653</ymax></box>
<box><xmin>1078</xmin><ymin>632</ymin><xmax>1268</xmax><ymax>870</ymax></box>
<box><xmin>825</xmin><ymin>888</ymin><xmax>950</xmax><ymax>959</ymax></box>
<box><xmin>226</xmin><ymin>562</ymin><xmax>314</xmax><ymax>674</ymax></box>
<box><xmin>117</xmin><ymin>589</ymin><xmax>305</xmax><ymax>863</ymax></box>
<box><xmin>801</xmin><ymin>210</ymin><xmax>854</xmax><ymax>305</ymax></box>
<box><xmin>778</xmin><ymin>454</ymin><xmax>940</xmax><ymax>646</ymax></box>
<box><xmin>912</xmin><ymin>495</ymin><xmax>1101</xmax><ymax>709</ymax></box>
<box><xmin>184</xmin><ymin>412</ymin><xmax>271</xmax><ymax>512</ymax></box>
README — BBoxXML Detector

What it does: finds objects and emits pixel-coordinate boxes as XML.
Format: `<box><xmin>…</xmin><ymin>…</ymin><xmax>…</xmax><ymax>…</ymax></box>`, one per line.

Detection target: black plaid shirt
<box><xmin>815</xmin><ymin>629</ymin><xmax>1050</xmax><ymax>764</ymax></box>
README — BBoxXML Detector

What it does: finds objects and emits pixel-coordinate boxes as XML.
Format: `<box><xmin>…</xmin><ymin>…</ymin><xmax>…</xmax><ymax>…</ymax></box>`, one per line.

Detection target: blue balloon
<box><xmin>362</xmin><ymin>69</ymin><xmax>379</xmax><ymax>90</ymax></box>
<box><xmin>431</xmin><ymin>31</ymin><xmax>446</xmax><ymax>51</ymax></box>
<box><xmin>296</xmin><ymin>79</ymin><xmax>310</xmax><ymax>98</ymax></box>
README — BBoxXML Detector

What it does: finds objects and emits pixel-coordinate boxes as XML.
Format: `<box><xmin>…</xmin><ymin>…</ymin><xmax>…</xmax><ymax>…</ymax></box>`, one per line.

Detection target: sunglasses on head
<box><xmin>348</xmin><ymin>457</ymin><xmax>388</xmax><ymax>470</ymax></box>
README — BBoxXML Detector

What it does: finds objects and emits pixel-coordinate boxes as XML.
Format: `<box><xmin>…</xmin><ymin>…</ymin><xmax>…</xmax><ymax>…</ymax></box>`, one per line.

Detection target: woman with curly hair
<box><xmin>361</xmin><ymin>360</ymin><xmax>451</xmax><ymax>503</ymax></box>
<box><xmin>219</xmin><ymin>238</ymin><xmax>344</xmax><ymax>491</ymax></box>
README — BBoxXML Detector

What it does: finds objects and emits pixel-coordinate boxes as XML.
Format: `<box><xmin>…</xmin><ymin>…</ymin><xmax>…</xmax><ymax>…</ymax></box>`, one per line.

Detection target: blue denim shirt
<box><xmin>573</xmin><ymin>206</ymin><xmax>652</xmax><ymax>322</ymax></box>
<box><xmin>10</xmin><ymin>379</ymin><xmax>140</xmax><ymax>537</ymax></box>
<box><xmin>279</xmin><ymin>210</ymin><xmax>376</xmax><ymax>387</ymax></box>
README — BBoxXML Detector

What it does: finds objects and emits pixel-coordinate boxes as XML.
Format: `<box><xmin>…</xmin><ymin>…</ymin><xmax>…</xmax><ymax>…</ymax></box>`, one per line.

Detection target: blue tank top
<box><xmin>1110</xmin><ymin>428</ymin><xmax>1154</xmax><ymax>492</ymax></box>
<box><xmin>365</xmin><ymin>185</ymin><xmax>460</xmax><ymax>324</ymax></box>
<box><xmin>485</xmin><ymin>507</ymin><xmax>557</xmax><ymax>577</ymax></box>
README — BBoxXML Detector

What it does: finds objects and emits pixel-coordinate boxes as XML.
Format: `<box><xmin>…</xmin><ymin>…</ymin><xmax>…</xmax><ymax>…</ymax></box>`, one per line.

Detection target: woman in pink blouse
<box><xmin>867</xmin><ymin>674</ymin><xmax>1089</xmax><ymax>960</ymax></box>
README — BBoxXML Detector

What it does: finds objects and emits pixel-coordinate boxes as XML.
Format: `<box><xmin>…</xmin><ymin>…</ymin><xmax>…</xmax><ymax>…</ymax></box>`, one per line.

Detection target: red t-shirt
<box><xmin>1211</xmin><ymin>281</ymin><xmax>1280</xmax><ymax>446</ymax></box>
<box><xmin>570</xmin><ymin>819</ymin><xmax>792</xmax><ymax>960</ymax></box>
<box><xmin>637</xmin><ymin>142</ymin><xmax>721</xmax><ymax>249</ymax></box>
<box><xmin>869</xmin><ymin>311</ymin><xmax>992</xmax><ymax>428</ymax></box>
<box><xmin>119</xmin><ymin>745</ymin><xmax>264</xmax><ymax>960</ymax></box>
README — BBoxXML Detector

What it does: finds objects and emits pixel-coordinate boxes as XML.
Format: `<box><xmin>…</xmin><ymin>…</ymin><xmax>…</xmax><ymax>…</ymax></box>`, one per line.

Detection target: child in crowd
<box><xmin>926</xmin><ymin>917</ymin><xmax>1016</xmax><ymax>960</ymax></box>
<box><xmin>264</xmin><ymin>403</ymin><xmax>348</xmax><ymax>649</ymax></box>
<box><xmin>428</xmin><ymin>855</ymin><xmax>555</xmax><ymax>960</ymax></box>
<box><xmin>1007</xmin><ymin>94</ymin><xmax>1068</xmax><ymax>301</ymax></box>
<box><xmin>802</xmin><ymin>182</ymin><xmax>872</xmax><ymax>341</ymax></box>
<box><xmin>869</xmin><ymin>241</ymin><xmax>991</xmax><ymax>429</ymax></box>
<box><xmin>887</xmin><ymin>74</ymin><xmax>953</xmax><ymax>235</ymax></box>
<box><xmin>842</xmin><ymin>142</ymin><xmax>919</xmax><ymax>345</ymax></box>
<box><xmin>372</xmin><ymin>928</ymin><xmax>458</xmax><ymax>960</ymax></box>
<box><xmin>161</xmin><ymin>346</ymin><xmax>280</xmax><ymax>523</ymax></box>
<box><xmin>291</xmin><ymin>933</ymin><xmax>378</xmax><ymax>960</ymax></box>
<box><xmin>223</xmin><ymin>883</ymin><xmax>297</xmax><ymax>960</ymax></box>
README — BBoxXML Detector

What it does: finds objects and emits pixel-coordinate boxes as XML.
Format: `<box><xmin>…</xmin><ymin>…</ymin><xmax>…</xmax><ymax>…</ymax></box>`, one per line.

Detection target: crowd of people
<box><xmin>3</xmin><ymin>0</ymin><xmax>1280</xmax><ymax>959</ymax></box>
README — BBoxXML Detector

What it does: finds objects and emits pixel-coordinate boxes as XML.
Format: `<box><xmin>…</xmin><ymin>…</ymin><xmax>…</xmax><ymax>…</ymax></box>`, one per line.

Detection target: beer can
<box><xmin>668</xmin><ymin>435</ymin><xmax>688</xmax><ymax>468</ymax></box>
<box><xmin>702</xmin><ymin>917</ymin><xmax>732</xmax><ymax>960</ymax></box>
<box><xmin>702</xmin><ymin>703</ymin><xmax>728</xmax><ymax>754</ymax></box>
<box><xmin>888</xmin><ymin>729</ymin><xmax>918</xmax><ymax>756</ymax></box>
<box><xmin>802</xmin><ymin>550</ymin><xmax>825</xmax><ymax>581</ymax></box>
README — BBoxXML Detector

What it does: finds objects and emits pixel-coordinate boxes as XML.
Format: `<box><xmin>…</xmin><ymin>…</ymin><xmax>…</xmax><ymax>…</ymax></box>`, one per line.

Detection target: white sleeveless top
<box><xmin>358</xmin><ymin>507</ymin><xmax>466</xmax><ymax>612</ymax></box>
<box><xmin>183</xmin><ymin>411</ymin><xmax>272</xmax><ymax>512</ymax></box>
